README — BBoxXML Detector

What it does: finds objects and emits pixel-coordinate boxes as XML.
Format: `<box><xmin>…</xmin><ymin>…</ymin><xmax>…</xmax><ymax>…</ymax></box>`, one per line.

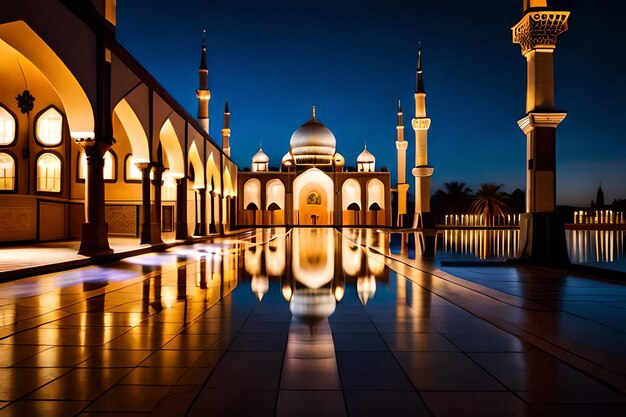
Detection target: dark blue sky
<box><xmin>116</xmin><ymin>0</ymin><xmax>626</xmax><ymax>207</ymax></box>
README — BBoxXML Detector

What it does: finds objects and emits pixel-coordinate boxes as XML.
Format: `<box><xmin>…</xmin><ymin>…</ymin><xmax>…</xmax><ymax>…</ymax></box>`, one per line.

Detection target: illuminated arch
<box><xmin>367</xmin><ymin>178</ymin><xmax>385</xmax><ymax>210</ymax></box>
<box><xmin>342</xmin><ymin>178</ymin><xmax>361</xmax><ymax>210</ymax></box>
<box><xmin>188</xmin><ymin>141</ymin><xmax>204</xmax><ymax>189</ymax></box>
<box><xmin>293</xmin><ymin>168</ymin><xmax>334</xmax><ymax>225</ymax></box>
<box><xmin>159</xmin><ymin>118</ymin><xmax>184</xmax><ymax>178</ymax></box>
<box><xmin>112</xmin><ymin>98</ymin><xmax>150</xmax><ymax>162</ymax></box>
<box><xmin>266</xmin><ymin>179</ymin><xmax>285</xmax><ymax>210</ymax></box>
<box><xmin>0</xmin><ymin>21</ymin><xmax>94</xmax><ymax>137</ymax></box>
<box><xmin>243</xmin><ymin>179</ymin><xmax>261</xmax><ymax>210</ymax></box>
<box><xmin>206</xmin><ymin>152</ymin><xmax>220</xmax><ymax>194</ymax></box>
<box><xmin>223</xmin><ymin>166</ymin><xmax>234</xmax><ymax>197</ymax></box>
<box><xmin>293</xmin><ymin>168</ymin><xmax>334</xmax><ymax>211</ymax></box>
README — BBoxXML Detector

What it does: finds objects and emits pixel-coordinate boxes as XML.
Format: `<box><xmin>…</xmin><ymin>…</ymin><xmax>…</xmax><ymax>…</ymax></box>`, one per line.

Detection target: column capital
<box><xmin>396</xmin><ymin>141</ymin><xmax>408</xmax><ymax>150</ymax></box>
<box><xmin>512</xmin><ymin>11</ymin><xmax>569</xmax><ymax>55</ymax></box>
<box><xmin>412</xmin><ymin>166</ymin><xmax>434</xmax><ymax>178</ymax></box>
<box><xmin>517</xmin><ymin>112</ymin><xmax>567</xmax><ymax>135</ymax></box>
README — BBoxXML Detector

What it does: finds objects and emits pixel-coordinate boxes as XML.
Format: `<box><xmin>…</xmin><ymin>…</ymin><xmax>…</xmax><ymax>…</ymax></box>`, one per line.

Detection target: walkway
<box><xmin>0</xmin><ymin>229</ymin><xmax>624</xmax><ymax>416</ymax></box>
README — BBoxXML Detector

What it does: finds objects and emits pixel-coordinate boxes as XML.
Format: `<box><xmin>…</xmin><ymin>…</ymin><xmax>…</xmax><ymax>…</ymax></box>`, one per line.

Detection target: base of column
<box><xmin>175</xmin><ymin>222</ymin><xmax>189</xmax><ymax>240</ymax></box>
<box><xmin>514</xmin><ymin>212</ymin><xmax>570</xmax><ymax>266</ymax></box>
<box><xmin>415</xmin><ymin>212</ymin><xmax>436</xmax><ymax>257</ymax></box>
<box><xmin>208</xmin><ymin>223</ymin><xmax>217</xmax><ymax>234</ymax></box>
<box><xmin>78</xmin><ymin>222</ymin><xmax>113</xmax><ymax>256</ymax></box>
<box><xmin>140</xmin><ymin>223</ymin><xmax>163</xmax><ymax>245</ymax></box>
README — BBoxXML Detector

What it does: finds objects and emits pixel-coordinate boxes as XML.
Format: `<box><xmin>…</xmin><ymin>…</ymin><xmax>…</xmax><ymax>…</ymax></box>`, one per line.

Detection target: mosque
<box><xmin>0</xmin><ymin>0</ymin><xmax>437</xmax><ymax>254</ymax></box>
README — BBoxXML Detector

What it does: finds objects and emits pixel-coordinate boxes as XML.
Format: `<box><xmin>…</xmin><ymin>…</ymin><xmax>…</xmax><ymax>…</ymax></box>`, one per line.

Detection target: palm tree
<box><xmin>470</xmin><ymin>183</ymin><xmax>509</xmax><ymax>226</ymax></box>
<box><xmin>432</xmin><ymin>181</ymin><xmax>473</xmax><ymax>214</ymax></box>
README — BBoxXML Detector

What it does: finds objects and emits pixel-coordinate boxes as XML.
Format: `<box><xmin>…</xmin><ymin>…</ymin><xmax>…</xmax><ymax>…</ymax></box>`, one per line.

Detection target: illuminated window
<box><xmin>36</xmin><ymin>107</ymin><xmax>63</xmax><ymax>146</ymax></box>
<box><xmin>37</xmin><ymin>152</ymin><xmax>61</xmax><ymax>192</ymax></box>
<box><xmin>125</xmin><ymin>155</ymin><xmax>142</xmax><ymax>182</ymax></box>
<box><xmin>78</xmin><ymin>150</ymin><xmax>115</xmax><ymax>181</ymax></box>
<box><xmin>0</xmin><ymin>106</ymin><xmax>16</xmax><ymax>146</ymax></box>
<box><xmin>0</xmin><ymin>152</ymin><xmax>15</xmax><ymax>190</ymax></box>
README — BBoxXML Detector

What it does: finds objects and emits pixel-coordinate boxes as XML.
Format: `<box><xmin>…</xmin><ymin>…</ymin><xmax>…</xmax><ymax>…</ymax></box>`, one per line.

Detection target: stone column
<box><xmin>175</xmin><ymin>177</ymin><xmax>188</xmax><ymax>240</ymax></box>
<box><xmin>138</xmin><ymin>162</ymin><xmax>153</xmax><ymax>244</ymax></box>
<box><xmin>209</xmin><ymin>191</ymin><xmax>217</xmax><ymax>233</ymax></box>
<box><xmin>151</xmin><ymin>165</ymin><xmax>165</xmax><ymax>244</ymax></box>
<box><xmin>199</xmin><ymin>188</ymin><xmax>207</xmax><ymax>235</ymax></box>
<box><xmin>512</xmin><ymin>2</ymin><xmax>570</xmax><ymax>264</ymax></box>
<box><xmin>78</xmin><ymin>140</ymin><xmax>113</xmax><ymax>256</ymax></box>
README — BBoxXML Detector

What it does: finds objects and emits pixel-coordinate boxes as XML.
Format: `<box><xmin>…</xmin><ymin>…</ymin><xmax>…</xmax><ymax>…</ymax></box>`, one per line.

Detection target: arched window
<box><xmin>37</xmin><ymin>152</ymin><xmax>61</xmax><ymax>192</ymax></box>
<box><xmin>0</xmin><ymin>152</ymin><xmax>16</xmax><ymax>191</ymax></box>
<box><xmin>125</xmin><ymin>155</ymin><xmax>143</xmax><ymax>182</ymax></box>
<box><xmin>78</xmin><ymin>150</ymin><xmax>115</xmax><ymax>181</ymax></box>
<box><xmin>36</xmin><ymin>107</ymin><xmax>63</xmax><ymax>146</ymax></box>
<box><xmin>0</xmin><ymin>106</ymin><xmax>17</xmax><ymax>146</ymax></box>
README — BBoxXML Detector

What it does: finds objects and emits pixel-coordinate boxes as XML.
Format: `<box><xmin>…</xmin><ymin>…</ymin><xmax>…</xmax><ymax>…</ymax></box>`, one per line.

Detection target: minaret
<box><xmin>197</xmin><ymin>30</ymin><xmax>210</xmax><ymax>133</ymax></box>
<box><xmin>513</xmin><ymin>0</ymin><xmax>570</xmax><ymax>263</ymax></box>
<box><xmin>411</xmin><ymin>47</ymin><xmax>434</xmax><ymax>228</ymax></box>
<box><xmin>395</xmin><ymin>99</ymin><xmax>409</xmax><ymax>227</ymax></box>
<box><xmin>222</xmin><ymin>100</ymin><xmax>231</xmax><ymax>157</ymax></box>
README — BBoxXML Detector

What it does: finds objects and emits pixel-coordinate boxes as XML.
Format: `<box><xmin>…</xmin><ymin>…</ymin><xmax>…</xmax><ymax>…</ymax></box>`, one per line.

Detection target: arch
<box><xmin>35</xmin><ymin>106</ymin><xmax>63</xmax><ymax>146</ymax></box>
<box><xmin>0</xmin><ymin>104</ymin><xmax>16</xmax><ymax>146</ymax></box>
<box><xmin>293</xmin><ymin>168</ymin><xmax>334</xmax><ymax>225</ymax></box>
<box><xmin>36</xmin><ymin>152</ymin><xmax>61</xmax><ymax>192</ymax></box>
<box><xmin>367</xmin><ymin>178</ymin><xmax>385</xmax><ymax>210</ymax></box>
<box><xmin>206</xmin><ymin>152</ymin><xmax>220</xmax><ymax>194</ymax></box>
<box><xmin>78</xmin><ymin>150</ymin><xmax>116</xmax><ymax>182</ymax></box>
<box><xmin>342</xmin><ymin>178</ymin><xmax>361</xmax><ymax>210</ymax></box>
<box><xmin>0</xmin><ymin>21</ymin><xmax>94</xmax><ymax>137</ymax></box>
<box><xmin>243</xmin><ymin>178</ymin><xmax>261</xmax><ymax>210</ymax></box>
<box><xmin>0</xmin><ymin>151</ymin><xmax>16</xmax><ymax>190</ymax></box>
<box><xmin>112</xmin><ymin>98</ymin><xmax>150</xmax><ymax>162</ymax></box>
<box><xmin>223</xmin><ymin>166</ymin><xmax>234</xmax><ymax>197</ymax></box>
<box><xmin>188</xmin><ymin>141</ymin><xmax>204</xmax><ymax>189</ymax></box>
<box><xmin>266</xmin><ymin>179</ymin><xmax>285</xmax><ymax>210</ymax></box>
<box><xmin>159</xmin><ymin>118</ymin><xmax>185</xmax><ymax>178</ymax></box>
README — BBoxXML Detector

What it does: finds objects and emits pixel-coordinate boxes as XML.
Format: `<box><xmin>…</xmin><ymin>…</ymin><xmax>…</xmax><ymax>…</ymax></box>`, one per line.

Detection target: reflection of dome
<box><xmin>252</xmin><ymin>147</ymin><xmax>269</xmax><ymax>163</ymax></box>
<box><xmin>289</xmin><ymin>288</ymin><xmax>336</xmax><ymax>326</ymax></box>
<box><xmin>289</xmin><ymin>107</ymin><xmax>336</xmax><ymax>164</ymax></box>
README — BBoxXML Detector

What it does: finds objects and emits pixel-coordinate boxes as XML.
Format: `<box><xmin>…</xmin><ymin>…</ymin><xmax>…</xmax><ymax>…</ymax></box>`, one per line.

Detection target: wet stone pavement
<box><xmin>0</xmin><ymin>228</ymin><xmax>625</xmax><ymax>416</ymax></box>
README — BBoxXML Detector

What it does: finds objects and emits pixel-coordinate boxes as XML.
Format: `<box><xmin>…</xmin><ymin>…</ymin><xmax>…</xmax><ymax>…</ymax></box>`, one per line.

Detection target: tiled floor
<box><xmin>0</xmin><ymin>228</ymin><xmax>625</xmax><ymax>416</ymax></box>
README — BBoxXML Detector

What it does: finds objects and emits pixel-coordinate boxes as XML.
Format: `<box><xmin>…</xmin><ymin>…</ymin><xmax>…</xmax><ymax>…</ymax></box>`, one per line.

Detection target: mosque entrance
<box><xmin>293</xmin><ymin>168</ymin><xmax>334</xmax><ymax>226</ymax></box>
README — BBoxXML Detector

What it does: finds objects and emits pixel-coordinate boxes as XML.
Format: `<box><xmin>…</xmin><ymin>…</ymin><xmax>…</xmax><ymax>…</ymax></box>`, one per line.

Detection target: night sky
<box><xmin>116</xmin><ymin>0</ymin><xmax>626</xmax><ymax>207</ymax></box>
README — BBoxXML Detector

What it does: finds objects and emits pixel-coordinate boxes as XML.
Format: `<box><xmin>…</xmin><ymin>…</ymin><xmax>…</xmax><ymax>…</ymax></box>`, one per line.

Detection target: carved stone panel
<box><xmin>105</xmin><ymin>205</ymin><xmax>138</xmax><ymax>236</ymax></box>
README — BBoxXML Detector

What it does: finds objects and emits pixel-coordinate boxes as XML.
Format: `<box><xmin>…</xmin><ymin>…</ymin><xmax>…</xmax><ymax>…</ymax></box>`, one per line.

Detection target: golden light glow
<box><xmin>37</xmin><ymin>152</ymin><xmax>61</xmax><ymax>192</ymax></box>
<box><xmin>36</xmin><ymin>107</ymin><xmax>63</xmax><ymax>146</ymax></box>
<box><xmin>0</xmin><ymin>106</ymin><xmax>15</xmax><ymax>145</ymax></box>
<box><xmin>0</xmin><ymin>152</ymin><xmax>15</xmax><ymax>190</ymax></box>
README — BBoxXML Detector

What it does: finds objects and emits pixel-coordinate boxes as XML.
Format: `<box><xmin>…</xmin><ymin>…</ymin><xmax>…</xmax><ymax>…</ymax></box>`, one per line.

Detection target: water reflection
<box><xmin>242</xmin><ymin>228</ymin><xmax>388</xmax><ymax>325</ymax></box>
<box><xmin>440</xmin><ymin>229</ymin><xmax>520</xmax><ymax>260</ymax></box>
<box><xmin>566</xmin><ymin>229</ymin><xmax>625</xmax><ymax>272</ymax></box>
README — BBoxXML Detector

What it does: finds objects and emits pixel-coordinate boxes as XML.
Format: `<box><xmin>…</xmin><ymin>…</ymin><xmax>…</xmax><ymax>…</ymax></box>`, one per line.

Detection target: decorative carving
<box><xmin>411</xmin><ymin>118</ymin><xmax>431</xmax><ymax>131</ymax></box>
<box><xmin>306</xmin><ymin>191</ymin><xmax>321</xmax><ymax>205</ymax></box>
<box><xmin>0</xmin><ymin>207</ymin><xmax>35</xmax><ymax>232</ymax></box>
<box><xmin>15</xmin><ymin>90</ymin><xmax>35</xmax><ymax>114</ymax></box>
<box><xmin>512</xmin><ymin>11</ymin><xmax>570</xmax><ymax>55</ymax></box>
<box><xmin>105</xmin><ymin>205</ymin><xmax>137</xmax><ymax>236</ymax></box>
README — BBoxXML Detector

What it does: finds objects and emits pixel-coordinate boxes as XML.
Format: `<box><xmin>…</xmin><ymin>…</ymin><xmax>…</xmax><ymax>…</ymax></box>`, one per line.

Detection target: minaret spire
<box><xmin>221</xmin><ymin>99</ymin><xmax>231</xmax><ymax>157</ymax></box>
<box><xmin>411</xmin><ymin>43</ymin><xmax>434</xmax><ymax>231</ymax></box>
<box><xmin>395</xmin><ymin>98</ymin><xmax>409</xmax><ymax>227</ymax></box>
<box><xmin>197</xmin><ymin>30</ymin><xmax>210</xmax><ymax>133</ymax></box>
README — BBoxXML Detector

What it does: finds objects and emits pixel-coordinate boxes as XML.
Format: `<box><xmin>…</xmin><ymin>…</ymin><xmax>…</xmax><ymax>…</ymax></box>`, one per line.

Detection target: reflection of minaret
<box><xmin>513</xmin><ymin>0</ymin><xmax>570</xmax><ymax>263</ymax></box>
<box><xmin>222</xmin><ymin>100</ymin><xmax>231</xmax><ymax>157</ymax></box>
<box><xmin>197</xmin><ymin>30</ymin><xmax>210</xmax><ymax>133</ymax></box>
<box><xmin>395</xmin><ymin>99</ymin><xmax>409</xmax><ymax>227</ymax></box>
<box><xmin>411</xmin><ymin>47</ymin><xmax>434</xmax><ymax>228</ymax></box>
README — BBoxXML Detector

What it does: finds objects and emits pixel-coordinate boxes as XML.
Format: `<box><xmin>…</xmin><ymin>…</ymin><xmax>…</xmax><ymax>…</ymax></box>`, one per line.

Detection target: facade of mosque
<box><xmin>0</xmin><ymin>1</ymin><xmax>238</xmax><ymax>254</ymax></box>
<box><xmin>236</xmin><ymin>107</ymin><xmax>391</xmax><ymax>227</ymax></box>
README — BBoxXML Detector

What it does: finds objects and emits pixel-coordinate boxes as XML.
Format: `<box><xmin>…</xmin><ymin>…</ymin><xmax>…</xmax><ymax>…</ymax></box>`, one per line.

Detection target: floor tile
<box><xmin>344</xmin><ymin>390</ymin><xmax>431</xmax><ymax>417</ymax></box>
<box><xmin>140</xmin><ymin>349</ymin><xmax>205</xmax><ymax>367</ymax></box>
<box><xmin>205</xmin><ymin>351</ymin><xmax>283</xmax><ymax>389</ymax></box>
<box><xmin>422</xmin><ymin>392</ymin><xmax>527</xmax><ymax>417</ymax></box>
<box><xmin>0</xmin><ymin>367</ymin><xmax>69</xmax><ymax>401</ymax></box>
<box><xmin>382</xmin><ymin>333</ymin><xmax>459</xmax><ymax>352</ymax></box>
<box><xmin>188</xmin><ymin>389</ymin><xmax>276</xmax><ymax>417</ymax></box>
<box><xmin>86</xmin><ymin>385</ymin><xmax>172</xmax><ymax>412</ymax></box>
<box><xmin>27</xmin><ymin>368</ymin><xmax>131</xmax><ymax>400</ymax></box>
<box><xmin>120</xmin><ymin>366</ymin><xmax>188</xmax><ymax>385</ymax></box>
<box><xmin>0</xmin><ymin>400</ymin><xmax>88</xmax><ymax>417</ymax></box>
<box><xmin>336</xmin><ymin>352</ymin><xmax>413</xmax><ymax>390</ymax></box>
<box><xmin>78</xmin><ymin>349</ymin><xmax>152</xmax><ymax>368</ymax></box>
<box><xmin>276</xmin><ymin>390</ymin><xmax>346</xmax><ymax>417</ymax></box>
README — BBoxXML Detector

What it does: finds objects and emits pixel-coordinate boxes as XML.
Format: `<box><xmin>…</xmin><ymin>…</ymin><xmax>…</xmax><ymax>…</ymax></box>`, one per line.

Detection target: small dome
<box><xmin>289</xmin><ymin>107</ymin><xmax>336</xmax><ymax>162</ymax></box>
<box><xmin>252</xmin><ymin>147</ymin><xmax>269</xmax><ymax>163</ymax></box>
<box><xmin>334</xmin><ymin>152</ymin><xmax>345</xmax><ymax>165</ymax></box>
<box><xmin>357</xmin><ymin>146</ymin><xmax>375</xmax><ymax>163</ymax></box>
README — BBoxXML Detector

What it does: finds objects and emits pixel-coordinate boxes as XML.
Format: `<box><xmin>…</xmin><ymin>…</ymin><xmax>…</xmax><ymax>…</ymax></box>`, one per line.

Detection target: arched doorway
<box><xmin>266</xmin><ymin>179</ymin><xmax>285</xmax><ymax>225</ymax></box>
<box><xmin>342</xmin><ymin>178</ymin><xmax>361</xmax><ymax>225</ymax></box>
<box><xmin>293</xmin><ymin>168</ymin><xmax>334</xmax><ymax>225</ymax></box>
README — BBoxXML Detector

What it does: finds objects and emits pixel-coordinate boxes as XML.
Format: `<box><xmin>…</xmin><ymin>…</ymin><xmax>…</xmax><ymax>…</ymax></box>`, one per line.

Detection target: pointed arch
<box><xmin>223</xmin><ymin>166</ymin><xmax>234</xmax><ymax>197</ymax></box>
<box><xmin>159</xmin><ymin>118</ymin><xmax>184</xmax><ymax>178</ymax></box>
<box><xmin>0</xmin><ymin>21</ymin><xmax>94</xmax><ymax>137</ymax></box>
<box><xmin>367</xmin><ymin>178</ymin><xmax>385</xmax><ymax>210</ymax></box>
<box><xmin>112</xmin><ymin>98</ymin><xmax>150</xmax><ymax>162</ymax></box>
<box><xmin>206</xmin><ymin>152</ymin><xmax>220</xmax><ymax>194</ymax></box>
<box><xmin>342</xmin><ymin>178</ymin><xmax>361</xmax><ymax>210</ymax></box>
<box><xmin>266</xmin><ymin>179</ymin><xmax>285</xmax><ymax>210</ymax></box>
<box><xmin>243</xmin><ymin>179</ymin><xmax>261</xmax><ymax>211</ymax></box>
<box><xmin>188</xmin><ymin>141</ymin><xmax>204</xmax><ymax>189</ymax></box>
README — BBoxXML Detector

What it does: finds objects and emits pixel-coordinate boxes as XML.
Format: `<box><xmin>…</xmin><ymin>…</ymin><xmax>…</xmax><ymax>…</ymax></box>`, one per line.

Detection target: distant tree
<box><xmin>470</xmin><ymin>183</ymin><xmax>509</xmax><ymax>226</ymax></box>
<box><xmin>508</xmin><ymin>188</ymin><xmax>525</xmax><ymax>213</ymax></box>
<box><xmin>432</xmin><ymin>181</ymin><xmax>473</xmax><ymax>215</ymax></box>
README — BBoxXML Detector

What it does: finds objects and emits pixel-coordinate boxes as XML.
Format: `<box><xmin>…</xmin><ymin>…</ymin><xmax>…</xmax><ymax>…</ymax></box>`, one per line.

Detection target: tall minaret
<box><xmin>197</xmin><ymin>30</ymin><xmax>210</xmax><ymax>133</ymax></box>
<box><xmin>411</xmin><ymin>47</ymin><xmax>434</xmax><ymax>228</ymax></box>
<box><xmin>222</xmin><ymin>100</ymin><xmax>231</xmax><ymax>157</ymax></box>
<box><xmin>395</xmin><ymin>99</ymin><xmax>409</xmax><ymax>227</ymax></box>
<box><xmin>513</xmin><ymin>0</ymin><xmax>570</xmax><ymax>263</ymax></box>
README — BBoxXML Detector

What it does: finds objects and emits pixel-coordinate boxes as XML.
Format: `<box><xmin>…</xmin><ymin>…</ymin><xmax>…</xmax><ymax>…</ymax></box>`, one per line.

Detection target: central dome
<box><xmin>289</xmin><ymin>107</ymin><xmax>336</xmax><ymax>164</ymax></box>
